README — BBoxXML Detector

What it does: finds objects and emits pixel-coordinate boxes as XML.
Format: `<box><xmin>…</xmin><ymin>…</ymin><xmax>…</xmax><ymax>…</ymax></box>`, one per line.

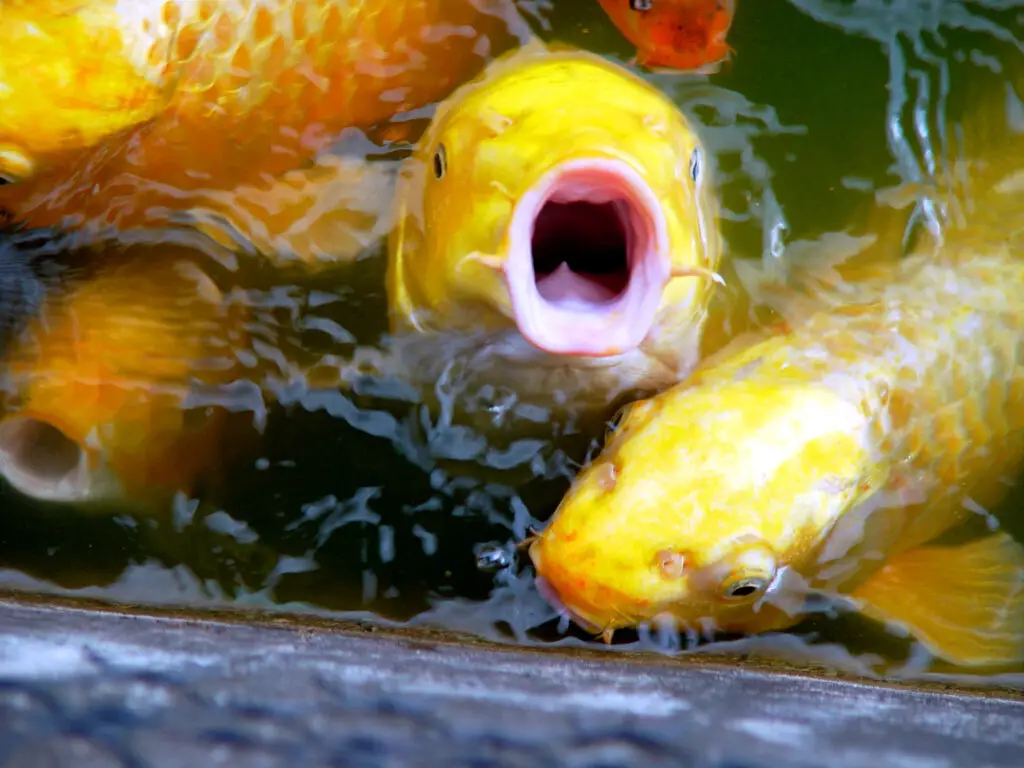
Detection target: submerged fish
<box><xmin>0</xmin><ymin>0</ymin><xmax>529</xmax><ymax>261</ymax></box>
<box><xmin>0</xmin><ymin>254</ymin><xmax>251</xmax><ymax>507</ymax></box>
<box><xmin>386</xmin><ymin>42</ymin><xmax>723</xmax><ymax>406</ymax></box>
<box><xmin>528</xmin><ymin>93</ymin><xmax>1024</xmax><ymax>668</ymax></box>
<box><xmin>596</xmin><ymin>0</ymin><xmax>736</xmax><ymax>72</ymax></box>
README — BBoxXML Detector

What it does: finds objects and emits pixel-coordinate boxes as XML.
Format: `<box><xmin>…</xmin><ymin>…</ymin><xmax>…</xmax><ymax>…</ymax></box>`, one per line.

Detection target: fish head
<box><xmin>0</xmin><ymin>3</ymin><xmax>166</xmax><ymax>184</ymax></box>
<box><xmin>620</xmin><ymin>0</ymin><xmax>736</xmax><ymax>72</ymax></box>
<box><xmin>388</xmin><ymin>47</ymin><xmax>721</xmax><ymax>359</ymax></box>
<box><xmin>529</xmin><ymin>376</ymin><xmax>887</xmax><ymax>637</ymax></box>
<box><xmin>0</xmin><ymin>256</ymin><xmax>239</xmax><ymax>505</ymax></box>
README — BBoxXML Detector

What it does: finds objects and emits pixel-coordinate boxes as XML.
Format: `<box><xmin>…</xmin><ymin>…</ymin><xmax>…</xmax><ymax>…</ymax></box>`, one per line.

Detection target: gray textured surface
<box><xmin>0</xmin><ymin>601</ymin><xmax>1023</xmax><ymax>767</ymax></box>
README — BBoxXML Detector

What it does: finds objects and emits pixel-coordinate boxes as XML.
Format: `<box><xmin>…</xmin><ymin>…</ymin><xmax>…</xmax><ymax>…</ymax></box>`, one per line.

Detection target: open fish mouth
<box><xmin>0</xmin><ymin>415</ymin><xmax>92</xmax><ymax>502</ymax></box>
<box><xmin>505</xmin><ymin>159</ymin><xmax>671</xmax><ymax>357</ymax></box>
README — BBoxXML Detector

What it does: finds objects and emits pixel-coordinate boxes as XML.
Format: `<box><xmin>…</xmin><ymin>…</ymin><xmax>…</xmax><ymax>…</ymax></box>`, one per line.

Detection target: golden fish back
<box><xmin>0</xmin><ymin>0</ymin><xmax>529</xmax><ymax>247</ymax></box>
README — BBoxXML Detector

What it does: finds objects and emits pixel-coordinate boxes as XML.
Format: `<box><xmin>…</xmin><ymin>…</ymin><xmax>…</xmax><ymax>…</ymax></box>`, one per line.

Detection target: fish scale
<box><xmin>0</xmin><ymin>0</ymin><xmax>529</xmax><ymax>252</ymax></box>
<box><xmin>732</xmin><ymin>250</ymin><xmax>1024</xmax><ymax>549</ymax></box>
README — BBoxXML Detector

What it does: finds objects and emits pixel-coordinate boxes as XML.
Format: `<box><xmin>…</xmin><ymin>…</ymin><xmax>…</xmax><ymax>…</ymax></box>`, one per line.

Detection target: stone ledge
<box><xmin>0</xmin><ymin>598</ymin><xmax>1021</xmax><ymax>767</ymax></box>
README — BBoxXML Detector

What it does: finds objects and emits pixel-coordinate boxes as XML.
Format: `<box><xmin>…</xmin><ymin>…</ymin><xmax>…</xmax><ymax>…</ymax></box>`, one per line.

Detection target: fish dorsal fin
<box><xmin>850</xmin><ymin>532</ymin><xmax>1024</xmax><ymax>668</ymax></box>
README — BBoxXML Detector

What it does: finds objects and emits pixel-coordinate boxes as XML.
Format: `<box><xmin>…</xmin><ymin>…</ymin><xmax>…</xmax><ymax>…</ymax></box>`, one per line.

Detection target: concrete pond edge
<box><xmin>0</xmin><ymin>595</ymin><xmax>1022</xmax><ymax>766</ymax></box>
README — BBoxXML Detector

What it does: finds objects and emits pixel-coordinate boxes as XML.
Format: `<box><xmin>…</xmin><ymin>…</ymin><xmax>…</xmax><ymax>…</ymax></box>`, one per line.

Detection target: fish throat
<box><xmin>532</xmin><ymin>199</ymin><xmax>632</xmax><ymax>303</ymax></box>
<box><xmin>506</xmin><ymin>159</ymin><xmax>671</xmax><ymax>357</ymax></box>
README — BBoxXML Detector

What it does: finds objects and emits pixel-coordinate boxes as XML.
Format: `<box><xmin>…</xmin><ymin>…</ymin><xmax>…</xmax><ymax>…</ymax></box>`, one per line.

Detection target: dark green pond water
<box><xmin>1</xmin><ymin>0</ymin><xmax>1024</xmax><ymax>688</ymax></box>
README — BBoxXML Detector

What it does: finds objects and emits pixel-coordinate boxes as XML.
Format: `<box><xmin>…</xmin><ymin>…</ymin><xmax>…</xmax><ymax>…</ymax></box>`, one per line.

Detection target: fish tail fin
<box><xmin>850</xmin><ymin>532</ymin><xmax>1024</xmax><ymax>668</ymax></box>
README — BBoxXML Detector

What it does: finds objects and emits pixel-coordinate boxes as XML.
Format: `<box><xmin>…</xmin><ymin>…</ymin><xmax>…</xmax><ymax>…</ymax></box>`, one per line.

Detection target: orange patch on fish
<box><xmin>596</xmin><ymin>0</ymin><xmax>736</xmax><ymax>72</ymax></box>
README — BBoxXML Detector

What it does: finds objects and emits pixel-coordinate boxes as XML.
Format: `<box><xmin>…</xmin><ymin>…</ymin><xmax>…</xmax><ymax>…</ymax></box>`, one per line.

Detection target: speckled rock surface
<box><xmin>0</xmin><ymin>600</ymin><xmax>1022</xmax><ymax>767</ymax></box>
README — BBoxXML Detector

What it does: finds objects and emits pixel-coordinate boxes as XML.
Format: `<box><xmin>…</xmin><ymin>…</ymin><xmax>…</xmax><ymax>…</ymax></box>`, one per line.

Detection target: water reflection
<box><xmin>0</xmin><ymin>0</ymin><xmax>1022</xmax><ymax>686</ymax></box>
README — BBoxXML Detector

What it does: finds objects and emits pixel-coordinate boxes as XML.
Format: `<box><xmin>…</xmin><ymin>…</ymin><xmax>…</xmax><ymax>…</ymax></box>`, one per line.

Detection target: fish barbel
<box><xmin>0</xmin><ymin>0</ymin><xmax>530</xmax><ymax>260</ymax></box>
<box><xmin>0</xmin><ymin>252</ymin><xmax>252</xmax><ymax>507</ymax></box>
<box><xmin>387</xmin><ymin>42</ymin><xmax>723</xmax><ymax>405</ymax></box>
<box><xmin>529</xmin><ymin>87</ymin><xmax>1024</xmax><ymax>667</ymax></box>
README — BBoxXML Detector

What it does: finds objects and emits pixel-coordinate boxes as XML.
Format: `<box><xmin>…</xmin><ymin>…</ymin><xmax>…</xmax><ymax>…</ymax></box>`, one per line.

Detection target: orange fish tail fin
<box><xmin>850</xmin><ymin>532</ymin><xmax>1024</xmax><ymax>668</ymax></box>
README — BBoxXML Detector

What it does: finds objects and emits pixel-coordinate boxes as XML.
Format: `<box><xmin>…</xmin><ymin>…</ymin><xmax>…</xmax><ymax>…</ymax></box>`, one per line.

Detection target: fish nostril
<box><xmin>655</xmin><ymin>549</ymin><xmax>687</xmax><ymax>580</ymax></box>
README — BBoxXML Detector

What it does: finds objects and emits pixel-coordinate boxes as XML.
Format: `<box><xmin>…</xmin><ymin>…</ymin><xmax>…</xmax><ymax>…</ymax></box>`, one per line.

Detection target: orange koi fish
<box><xmin>0</xmin><ymin>253</ymin><xmax>252</xmax><ymax>507</ymax></box>
<box><xmin>0</xmin><ymin>0</ymin><xmax>530</xmax><ymax>263</ymax></box>
<box><xmin>597</xmin><ymin>0</ymin><xmax>736</xmax><ymax>72</ymax></box>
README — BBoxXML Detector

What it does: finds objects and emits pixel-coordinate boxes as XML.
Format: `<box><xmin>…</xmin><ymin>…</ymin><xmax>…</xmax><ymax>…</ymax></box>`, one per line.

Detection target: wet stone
<box><xmin>131</xmin><ymin>729</ymin><xmax>297</xmax><ymax>768</ymax></box>
<box><xmin>563</xmin><ymin>734</ymin><xmax>685</xmax><ymax>767</ymax></box>
<box><xmin>306</xmin><ymin>707</ymin><xmax>432</xmax><ymax>747</ymax></box>
<box><xmin>203</xmin><ymin>711</ymin><xmax>308</xmax><ymax>749</ymax></box>
<box><xmin>322</xmin><ymin>710</ymin><xmax>438</xmax><ymax>756</ymax></box>
<box><xmin>4</xmin><ymin>735</ymin><xmax>126</xmax><ymax>768</ymax></box>
<box><xmin>0</xmin><ymin>686</ymin><xmax>55</xmax><ymax>734</ymax></box>
<box><xmin>54</xmin><ymin>676</ymin><xmax>183</xmax><ymax>722</ymax></box>
<box><xmin>189</xmin><ymin>667</ymin><xmax>329</xmax><ymax>714</ymax></box>
<box><xmin>434</xmin><ymin>698</ymin><xmax>579</xmax><ymax>747</ymax></box>
<box><xmin>327</xmin><ymin>753</ymin><xmax>408</xmax><ymax>768</ymax></box>
<box><xmin>449</xmin><ymin>745</ymin><xmax>552</xmax><ymax>768</ymax></box>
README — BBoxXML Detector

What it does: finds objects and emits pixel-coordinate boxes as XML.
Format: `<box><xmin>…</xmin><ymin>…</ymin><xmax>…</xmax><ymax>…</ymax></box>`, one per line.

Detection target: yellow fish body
<box><xmin>0</xmin><ymin>0</ymin><xmax>529</xmax><ymax>260</ymax></box>
<box><xmin>529</xmin><ymin>87</ymin><xmax>1024</xmax><ymax>668</ymax></box>
<box><xmin>0</xmin><ymin>253</ymin><xmax>251</xmax><ymax>507</ymax></box>
<box><xmin>387</xmin><ymin>42</ymin><xmax>723</xmax><ymax>404</ymax></box>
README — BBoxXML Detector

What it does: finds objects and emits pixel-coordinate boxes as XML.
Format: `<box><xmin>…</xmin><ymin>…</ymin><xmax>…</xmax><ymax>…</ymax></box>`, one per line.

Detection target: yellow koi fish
<box><xmin>387</xmin><ymin>42</ymin><xmax>723</xmax><ymax>405</ymax></box>
<box><xmin>529</xmin><ymin>76</ymin><xmax>1024</xmax><ymax>668</ymax></box>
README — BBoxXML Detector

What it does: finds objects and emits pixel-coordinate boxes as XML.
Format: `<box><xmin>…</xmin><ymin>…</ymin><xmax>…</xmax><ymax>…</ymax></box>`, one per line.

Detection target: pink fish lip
<box><xmin>504</xmin><ymin>158</ymin><xmax>671</xmax><ymax>357</ymax></box>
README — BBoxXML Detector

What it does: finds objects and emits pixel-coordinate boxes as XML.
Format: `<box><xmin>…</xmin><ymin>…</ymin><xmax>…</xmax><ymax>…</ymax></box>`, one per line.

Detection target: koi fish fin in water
<box><xmin>849</xmin><ymin>533</ymin><xmax>1024</xmax><ymax>667</ymax></box>
<box><xmin>181</xmin><ymin>155</ymin><xmax>398</xmax><ymax>268</ymax></box>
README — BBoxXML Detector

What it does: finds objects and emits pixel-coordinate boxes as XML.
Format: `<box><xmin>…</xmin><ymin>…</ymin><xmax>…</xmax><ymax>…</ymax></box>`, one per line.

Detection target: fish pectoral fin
<box><xmin>850</xmin><ymin>533</ymin><xmax>1024</xmax><ymax>667</ymax></box>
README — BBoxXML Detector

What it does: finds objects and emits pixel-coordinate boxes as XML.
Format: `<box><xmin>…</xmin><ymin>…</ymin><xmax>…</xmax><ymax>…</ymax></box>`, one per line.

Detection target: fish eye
<box><xmin>432</xmin><ymin>144</ymin><xmax>447</xmax><ymax>180</ymax></box>
<box><xmin>722</xmin><ymin>577</ymin><xmax>769</xmax><ymax>601</ymax></box>
<box><xmin>0</xmin><ymin>175</ymin><xmax>12</xmax><ymax>186</ymax></box>
<box><xmin>630</xmin><ymin>0</ymin><xmax>653</xmax><ymax>10</ymax></box>
<box><xmin>689</xmin><ymin>148</ymin><xmax>702</xmax><ymax>183</ymax></box>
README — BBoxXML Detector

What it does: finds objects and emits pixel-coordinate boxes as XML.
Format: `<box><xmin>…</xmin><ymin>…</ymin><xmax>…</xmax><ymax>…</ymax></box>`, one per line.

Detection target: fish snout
<box><xmin>529</xmin><ymin>532</ymin><xmax>654</xmax><ymax>635</ymax></box>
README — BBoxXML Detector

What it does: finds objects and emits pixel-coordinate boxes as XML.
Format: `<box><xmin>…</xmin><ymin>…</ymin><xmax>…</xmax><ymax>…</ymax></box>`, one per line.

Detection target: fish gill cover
<box><xmin>0</xmin><ymin>0</ymin><xmax>1021</xmax><ymax>687</ymax></box>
